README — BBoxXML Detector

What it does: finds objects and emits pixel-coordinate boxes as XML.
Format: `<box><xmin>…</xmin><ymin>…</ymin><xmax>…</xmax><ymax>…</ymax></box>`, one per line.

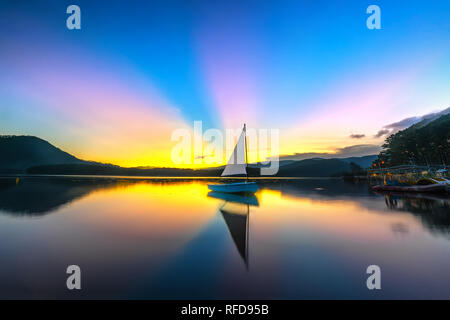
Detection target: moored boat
<box><xmin>372</xmin><ymin>184</ymin><xmax>447</xmax><ymax>193</ymax></box>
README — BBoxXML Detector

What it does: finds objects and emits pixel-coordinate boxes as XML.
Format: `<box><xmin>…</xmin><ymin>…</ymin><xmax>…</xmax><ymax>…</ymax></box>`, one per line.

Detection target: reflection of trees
<box><xmin>259</xmin><ymin>178</ymin><xmax>374</xmax><ymax>199</ymax></box>
<box><xmin>384</xmin><ymin>194</ymin><xmax>450</xmax><ymax>235</ymax></box>
<box><xmin>259</xmin><ymin>179</ymin><xmax>450</xmax><ymax>237</ymax></box>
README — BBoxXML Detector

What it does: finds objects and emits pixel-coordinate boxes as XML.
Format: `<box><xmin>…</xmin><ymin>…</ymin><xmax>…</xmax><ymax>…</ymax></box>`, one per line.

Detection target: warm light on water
<box><xmin>0</xmin><ymin>177</ymin><xmax>449</xmax><ymax>299</ymax></box>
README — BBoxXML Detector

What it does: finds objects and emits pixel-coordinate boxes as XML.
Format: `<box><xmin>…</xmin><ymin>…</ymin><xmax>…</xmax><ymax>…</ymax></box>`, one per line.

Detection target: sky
<box><xmin>0</xmin><ymin>0</ymin><xmax>449</xmax><ymax>167</ymax></box>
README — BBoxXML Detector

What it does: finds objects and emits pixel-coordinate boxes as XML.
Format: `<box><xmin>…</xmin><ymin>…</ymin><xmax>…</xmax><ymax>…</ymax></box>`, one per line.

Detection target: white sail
<box><xmin>222</xmin><ymin>127</ymin><xmax>247</xmax><ymax>176</ymax></box>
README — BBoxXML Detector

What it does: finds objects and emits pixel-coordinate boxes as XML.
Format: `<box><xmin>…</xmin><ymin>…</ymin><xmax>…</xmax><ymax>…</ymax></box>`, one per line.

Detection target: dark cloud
<box><xmin>350</xmin><ymin>134</ymin><xmax>365</xmax><ymax>139</ymax></box>
<box><xmin>335</xmin><ymin>144</ymin><xmax>382</xmax><ymax>156</ymax></box>
<box><xmin>375</xmin><ymin>107</ymin><xmax>449</xmax><ymax>138</ymax></box>
<box><xmin>384</xmin><ymin>116</ymin><xmax>419</xmax><ymax>131</ymax></box>
<box><xmin>278</xmin><ymin>144</ymin><xmax>381</xmax><ymax>161</ymax></box>
<box><xmin>374</xmin><ymin>129</ymin><xmax>390</xmax><ymax>138</ymax></box>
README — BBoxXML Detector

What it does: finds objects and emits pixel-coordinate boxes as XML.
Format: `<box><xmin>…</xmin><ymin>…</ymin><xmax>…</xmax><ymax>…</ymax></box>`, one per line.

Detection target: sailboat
<box><xmin>207</xmin><ymin>124</ymin><xmax>258</xmax><ymax>194</ymax></box>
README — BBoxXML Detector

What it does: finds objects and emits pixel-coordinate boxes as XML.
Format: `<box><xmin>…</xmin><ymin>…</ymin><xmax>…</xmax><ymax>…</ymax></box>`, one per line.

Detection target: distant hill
<box><xmin>1</xmin><ymin>135</ymin><xmax>376</xmax><ymax>177</ymax></box>
<box><xmin>275</xmin><ymin>158</ymin><xmax>353</xmax><ymax>177</ymax></box>
<box><xmin>0</xmin><ymin>136</ymin><xmax>85</xmax><ymax>173</ymax></box>
<box><xmin>377</xmin><ymin>113</ymin><xmax>450</xmax><ymax>166</ymax></box>
<box><xmin>27</xmin><ymin>163</ymin><xmax>222</xmax><ymax>177</ymax></box>
<box><xmin>26</xmin><ymin>158</ymin><xmax>370</xmax><ymax>177</ymax></box>
<box><xmin>339</xmin><ymin>155</ymin><xmax>378</xmax><ymax>168</ymax></box>
<box><xmin>262</xmin><ymin>155</ymin><xmax>376</xmax><ymax>169</ymax></box>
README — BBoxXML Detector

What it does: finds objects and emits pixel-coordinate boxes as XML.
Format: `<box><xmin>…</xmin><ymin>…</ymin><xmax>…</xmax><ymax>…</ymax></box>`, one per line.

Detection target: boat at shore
<box><xmin>369</xmin><ymin>165</ymin><xmax>449</xmax><ymax>194</ymax></box>
<box><xmin>372</xmin><ymin>183</ymin><xmax>447</xmax><ymax>193</ymax></box>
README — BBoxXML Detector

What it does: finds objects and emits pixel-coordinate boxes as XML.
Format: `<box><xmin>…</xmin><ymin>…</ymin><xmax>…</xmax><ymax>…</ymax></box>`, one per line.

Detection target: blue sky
<box><xmin>0</xmin><ymin>0</ymin><xmax>449</xmax><ymax>166</ymax></box>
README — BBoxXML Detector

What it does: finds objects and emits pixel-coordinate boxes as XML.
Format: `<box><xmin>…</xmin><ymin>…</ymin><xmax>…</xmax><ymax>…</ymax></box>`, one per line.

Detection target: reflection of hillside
<box><xmin>0</xmin><ymin>177</ymin><xmax>138</xmax><ymax>216</ymax></box>
<box><xmin>384</xmin><ymin>195</ymin><xmax>450</xmax><ymax>235</ymax></box>
<box><xmin>0</xmin><ymin>177</ymin><xmax>198</xmax><ymax>216</ymax></box>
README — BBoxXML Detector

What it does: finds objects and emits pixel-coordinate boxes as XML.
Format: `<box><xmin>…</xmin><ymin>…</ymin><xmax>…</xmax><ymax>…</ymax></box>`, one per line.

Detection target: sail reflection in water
<box><xmin>208</xmin><ymin>191</ymin><xmax>259</xmax><ymax>269</ymax></box>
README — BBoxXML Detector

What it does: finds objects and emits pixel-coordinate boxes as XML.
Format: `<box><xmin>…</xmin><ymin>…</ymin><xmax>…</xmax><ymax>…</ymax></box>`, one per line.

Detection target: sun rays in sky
<box><xmin>1</xmin><ymin>1</ymin><xmax>449</xmax><ymax>167</ymax></box>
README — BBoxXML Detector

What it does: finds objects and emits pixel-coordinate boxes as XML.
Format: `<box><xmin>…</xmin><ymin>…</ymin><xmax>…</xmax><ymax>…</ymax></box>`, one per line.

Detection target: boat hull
<box><xmin>207</xmin><ymin>181</ymin><xmax>258</xmax><ymax>194</ymax></box>
<box><xmin>372</xmin><ymin>184</ymin><xmax>447</xmax><ymax>193</ymax></box>
<box><xmin>207</xmin><ymin>191</ymin><xmax>259</xmax><ymax>206</ymax></box>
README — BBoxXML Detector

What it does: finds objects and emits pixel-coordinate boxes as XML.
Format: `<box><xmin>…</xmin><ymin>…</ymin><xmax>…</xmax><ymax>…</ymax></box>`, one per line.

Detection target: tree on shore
<box><xmin>374</xmin><ymin>114</ymin><xmax>450</xmax><ymax>167</ymax></box>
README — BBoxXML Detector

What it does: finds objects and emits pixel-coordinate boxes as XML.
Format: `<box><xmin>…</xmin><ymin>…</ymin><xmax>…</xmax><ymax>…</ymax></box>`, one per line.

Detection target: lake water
<box><xmin>0</xmin><ymin>176</ymin><xmax>449</xmax><ymax>299</ymax></box>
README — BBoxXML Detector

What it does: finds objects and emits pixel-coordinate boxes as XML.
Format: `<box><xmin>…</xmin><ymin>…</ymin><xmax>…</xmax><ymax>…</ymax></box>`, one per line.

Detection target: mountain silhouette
<box><xmin>1</xmin><ymin>135</ymin><xmax>376</xmax><ymax>177</ymax></box>
<box><xmin>275</xmin><ymin>158</ymin><xmax>354</xmax><ymax>177</ymax></box>
<box><xmin>0</xmin><ymin>135</ymin><xmax>85</xmax><ymax>173</ymax></box>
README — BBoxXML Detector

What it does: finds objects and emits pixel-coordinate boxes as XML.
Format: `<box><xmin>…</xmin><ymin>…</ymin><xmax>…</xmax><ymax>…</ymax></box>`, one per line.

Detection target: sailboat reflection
<box><xmin>208</xmin><ymin>191</ymin><xmax>259</xmax><ymax>270</ymax></box>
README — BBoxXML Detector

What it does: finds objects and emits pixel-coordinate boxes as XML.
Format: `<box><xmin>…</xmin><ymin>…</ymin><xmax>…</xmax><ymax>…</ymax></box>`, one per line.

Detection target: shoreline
<box><xmin>0</xmin><ymin>174</ymin><xmax>348</xmax><ymax>181</ymax></box>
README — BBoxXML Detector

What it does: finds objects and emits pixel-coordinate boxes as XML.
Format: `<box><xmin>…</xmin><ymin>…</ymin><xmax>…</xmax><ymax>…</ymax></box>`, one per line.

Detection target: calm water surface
<box><xmin>0</xmin><ymin>176</ymin><xmax>449</xmax><ymax>299</ymax></box>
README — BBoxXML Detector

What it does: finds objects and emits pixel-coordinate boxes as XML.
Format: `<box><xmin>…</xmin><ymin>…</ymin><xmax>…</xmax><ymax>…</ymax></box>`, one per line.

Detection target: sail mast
<box><xmin>244</xmin><ymin>124</ymin><xmax>248</xmax><ymax>182</ymax></box>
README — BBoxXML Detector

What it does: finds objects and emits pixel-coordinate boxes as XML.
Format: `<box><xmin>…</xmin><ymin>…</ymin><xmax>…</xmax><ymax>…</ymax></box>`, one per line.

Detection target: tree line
<box><xmin>374</xmin><ymin>114</ymin><xmax>450</xmax><ymax>168</ymax></box>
